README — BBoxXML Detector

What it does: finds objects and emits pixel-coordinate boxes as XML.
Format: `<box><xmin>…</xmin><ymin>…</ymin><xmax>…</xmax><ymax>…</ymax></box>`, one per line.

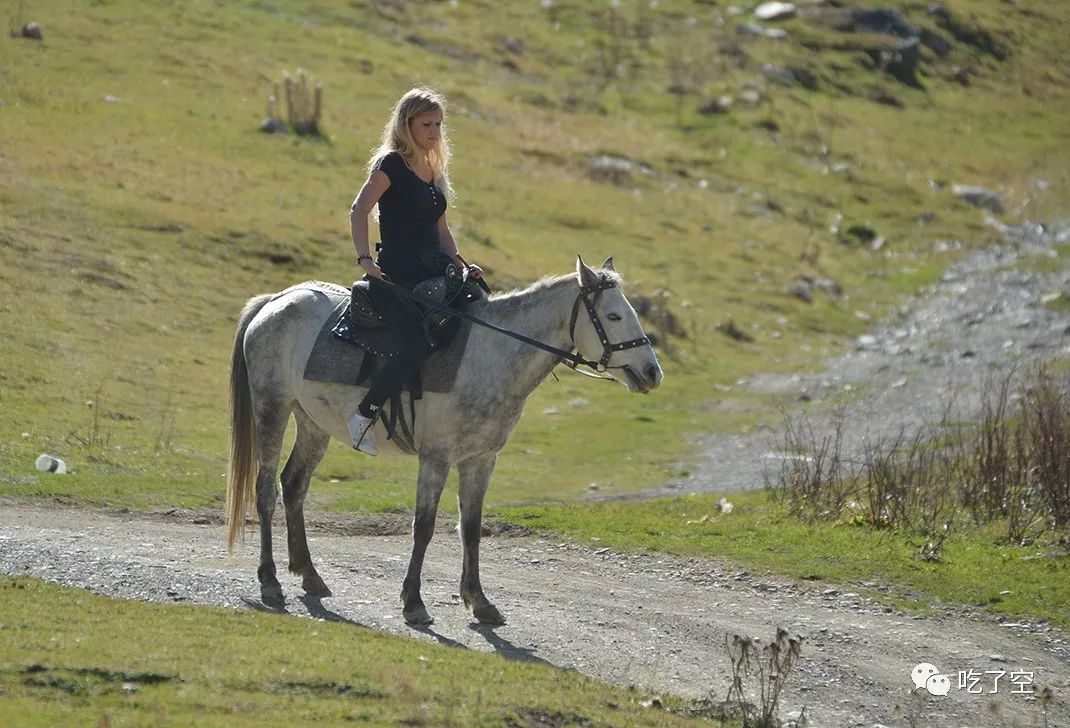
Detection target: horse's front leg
<box><xmin>458</xmin><ymin>453</ymin><xmax>505</xmax><ymax>625</ymax></box>
<box><xmin>401</xmin><ymin>451</ymin><xmax>450</xmax><ymax>625</ymax></box>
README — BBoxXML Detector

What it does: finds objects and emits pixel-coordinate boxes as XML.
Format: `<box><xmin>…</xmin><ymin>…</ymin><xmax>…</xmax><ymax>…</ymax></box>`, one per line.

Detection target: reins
<box><xmin>371</xmin><ymin>274</ymin><xmax>650</xmax><ymax>377</ymax></box>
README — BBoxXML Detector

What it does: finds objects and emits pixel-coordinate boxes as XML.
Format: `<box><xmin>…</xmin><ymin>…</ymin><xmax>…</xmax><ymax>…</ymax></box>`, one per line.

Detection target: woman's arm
<box><xmin>437</xmin><ymin>213</ymin><xmax>483</xmax><ymax>278</ymax></box>
<box><xmin>350</xmin><ymin>170</ymin><xmax>391</xmax><ymax>278</ymax></box>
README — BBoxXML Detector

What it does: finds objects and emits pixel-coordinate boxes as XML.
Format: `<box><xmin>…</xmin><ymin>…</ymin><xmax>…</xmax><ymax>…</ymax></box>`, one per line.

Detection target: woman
<box><xmin>347</xmin><ymin>87</ymin><xmax>482</xmax><ymax>455</ymax></box>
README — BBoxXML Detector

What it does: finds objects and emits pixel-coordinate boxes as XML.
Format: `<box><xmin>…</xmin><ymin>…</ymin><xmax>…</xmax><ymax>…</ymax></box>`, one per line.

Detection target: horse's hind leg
<box><xmin>282</xmin><ymin>407</ymin><xmax>331</xmax><ymax>597</ymax></box>
<box><xmin>253</xmin><ymin>400</ymin><xmax>290</xmax><ymax>607</ymax></box>
<box><xmin>458</xmin><ymin>454</ymin><xmax>505</xmax><ymax>625</ymax></box>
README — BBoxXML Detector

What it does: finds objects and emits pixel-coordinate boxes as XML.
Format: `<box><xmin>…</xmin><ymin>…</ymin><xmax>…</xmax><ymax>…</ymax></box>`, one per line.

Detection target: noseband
<box><xmin>567</xmin><ymin>277</ymin><xmax>651</xmax><ymax>373</ymax></box>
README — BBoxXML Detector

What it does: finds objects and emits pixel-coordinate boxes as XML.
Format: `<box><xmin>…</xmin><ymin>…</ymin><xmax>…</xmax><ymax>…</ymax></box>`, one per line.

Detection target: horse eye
<box><xmin>607</xmin><ymin>313</ymin><xmax>622</xmax><ymax>321</ymax></box>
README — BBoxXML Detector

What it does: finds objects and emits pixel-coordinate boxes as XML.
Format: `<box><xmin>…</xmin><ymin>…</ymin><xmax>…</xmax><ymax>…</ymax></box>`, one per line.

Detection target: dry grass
<box><xmin>770</xmin><ymin>365</ymin><xmax>1070</xmax><ymax>553</ymax></box>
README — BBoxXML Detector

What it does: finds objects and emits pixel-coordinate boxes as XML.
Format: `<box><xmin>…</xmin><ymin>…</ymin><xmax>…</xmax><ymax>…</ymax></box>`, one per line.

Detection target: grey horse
<box><xmin>225</xmin><ymin>257</ymin><xmax>663</xmax><ymax>625</ymax></box>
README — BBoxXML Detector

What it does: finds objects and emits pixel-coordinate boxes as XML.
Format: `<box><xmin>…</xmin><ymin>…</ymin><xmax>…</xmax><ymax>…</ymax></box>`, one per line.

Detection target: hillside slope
<box><xmin>1</xmin><ymin>0</ymin><xmax>1068</xmax><ymax>510</ymax></box>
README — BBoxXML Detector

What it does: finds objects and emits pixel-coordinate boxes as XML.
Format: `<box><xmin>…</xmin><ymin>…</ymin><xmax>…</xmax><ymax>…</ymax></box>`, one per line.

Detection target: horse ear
<box><xmin>576</xmin><ymin>255</ymin><xmax>598</xmax><ymax>288</ymax></box>
<box><xmin>601</xmin><ymin>256</ymin><xmax>615</xmax><ymax>271</ymax></box>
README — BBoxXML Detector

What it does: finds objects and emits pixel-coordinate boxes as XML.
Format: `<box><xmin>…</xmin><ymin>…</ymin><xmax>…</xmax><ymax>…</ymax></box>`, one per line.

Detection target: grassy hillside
<box><xmin>2</xmin><ymin>0</ymin><xmax>1069</xmax><ymax>511</ymax></box>
<box><xmin>0</xmin><ymin>577</ymin><xmax>712</xmax><ymax>727</ymax></box>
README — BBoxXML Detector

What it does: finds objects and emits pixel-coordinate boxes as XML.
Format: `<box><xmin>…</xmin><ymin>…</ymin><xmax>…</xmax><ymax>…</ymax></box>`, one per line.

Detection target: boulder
<box><xmin>848</xmin><ymin>8</ymin><xmax>917</xmax><ymax>38</ymax></box>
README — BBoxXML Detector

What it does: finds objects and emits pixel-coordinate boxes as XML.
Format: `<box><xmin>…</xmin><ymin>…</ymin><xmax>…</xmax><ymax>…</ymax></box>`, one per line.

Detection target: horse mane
<box><xmin>487</xmin><ymin>269</ymin><xmax>623</xmax><ymax>311</ymax></box>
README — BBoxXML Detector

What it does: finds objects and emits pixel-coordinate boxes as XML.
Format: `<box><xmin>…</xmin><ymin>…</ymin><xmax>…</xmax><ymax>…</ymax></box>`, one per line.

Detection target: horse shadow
<box><xmin>240</xmin><ymin>595</ymin><xmax>371</xmax><ymax>628</ymax></box>
<box><xmin>408</xmin><ymin>624</ymin><xmax>469</xmax><ymax>650</ymax></box>
<box><xmin>468</xmin><ymin>623</ymin><xmax>552</xmax><ymax>666</ymax></box>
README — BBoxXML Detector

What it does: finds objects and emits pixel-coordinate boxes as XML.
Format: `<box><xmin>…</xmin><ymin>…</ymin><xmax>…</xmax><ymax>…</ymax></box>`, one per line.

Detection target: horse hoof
<box><xmin>302</xmin><ymin>574</ymin><xmax>332</xmax><ymax>598</ymax></box>
<box><xmin>261</xmin><ymin>585</ymin><xmax>285</xmax><ymax>608</ymax></box>
<box><xmin>473</xmin><ymin>604</ymin><xmax>506</xmax><ymax>626</ymax></box>
<box><xmin>404</xmin><ymin>606</ymin><xmax>434</xmax><ymax>625</ymax></box>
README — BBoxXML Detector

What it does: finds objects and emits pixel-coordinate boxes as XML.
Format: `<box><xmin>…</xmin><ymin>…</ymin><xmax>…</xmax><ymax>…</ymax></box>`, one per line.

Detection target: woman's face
<box><xmin>408</xmin><ymin>109</ymin><xmax>443</xmax><ymax>153</ymax></box>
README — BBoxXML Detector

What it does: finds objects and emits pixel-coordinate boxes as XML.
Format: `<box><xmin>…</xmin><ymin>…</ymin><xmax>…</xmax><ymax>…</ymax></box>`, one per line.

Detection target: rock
<box><xmin>761</xmin><ymin>63</ymin><xmax>797</xmax><ymax>86</ymax></box>
<box><xmin>502</xmin><ymin>36</ymin><xmax>525</xmax><ymax>55</ymax></box>
<box><xmin>953</xmin><ymin>185</ymin><xmax>1004</xmax><ymax>213</ymax></box>
<box><xmin>738</xmin><ymin>87</ymin><xmax>763</xmax><ymax>105</ymax></box>
<box><xmin>857</xmin><ymin>335</ymin><xmax>879</xmax><ymax>350</ymax></box>
<box><xmin>754</xmin><ymin>2</ymin><xmax>797</xmax><ymax>21</ymax></box>
<box><xmin>866</xmin><ymin>37</ymin><xmax>922</xmax><ymax>86</ymax></box>
<box><xmin>787</xmin><ymin>281</ymin><xmax>813</xmax><ymax>303</ymax></box>
<box><xmin>920</xmin><ymin>27</ymin><xmax>952</xmax><ymax>57</ymax></box>
<box><xmin>716</xmin><ymin>318</ymin><xmax>756</xmax><ymax>343</ymax></box>
<box><xmin>738</xmin><ymin>22</ymin><xmax>787</xmax><ymax>39</ymax></box>
<box><xmin>260</xmin><ymin>117</ymin><xmax>290</xmax><ymax>134</ymax></box>
<box><xmin>869</xmin><ymin>88</ymin><xmax>904</xmax><ymax>107</ymax></box>
<box><xmin>12</xmin><ymin>21</ymin><xmax>43</xmax><ymax>40</ymax></box>
<box><xmin>844</xmin><ymin>223</ymin><xmax>879</xmax><ymax>245</ymax></box>
<box><xmin>590</xmin><ymin>155</ymin><xmax>654</xmax><ymax>186</ymax></box>
<box><xmin>848</xmin><ymin>8</ymin><xmax>917</xmax><ymax>39</ymax></box>
<box><xmin>951</xmin><ymin>66</ymin><xmax>973</xmax><ymax>86</ymax></box>
<box><xmin>814</xmin><ymin>278</ymin><xmax>843</xmax><ymax>296</ymax></box>
<box><xmin>698</xmin><ymin>96</ymin><xmax>734</xmax><ymax>115</ymax></box>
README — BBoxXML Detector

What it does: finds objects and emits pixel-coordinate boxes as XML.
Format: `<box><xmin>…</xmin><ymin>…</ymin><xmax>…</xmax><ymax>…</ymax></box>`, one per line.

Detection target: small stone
<box><xmin>787</xmin><ymin>281</ymin><xmax>813</xmax><ymax>303</ymax></box>
<box><xmin>260</xmin><ymin>117</ymin><xmax>289</xmax><ymax>134</ymax></box>
<box><xmin>754</xmin><ymin>2</ymin><xmax>796</xmax><ymax>21</ymax></box>
<box><xmin>953</xmin><ymin>184</ymin><xmax>1004</xmax><ymax>213</ymax></box>
<box><xmin>15</xmin><ymin>21</ymin><xmax>43</xmax><ymax>40</ymax></box>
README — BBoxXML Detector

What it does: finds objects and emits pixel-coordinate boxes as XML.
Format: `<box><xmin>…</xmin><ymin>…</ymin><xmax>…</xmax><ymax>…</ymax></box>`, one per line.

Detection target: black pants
<box><xmin>358</xmin><ymin>277</ymin><xmax>432</xmax><ymax>417</ymax></box>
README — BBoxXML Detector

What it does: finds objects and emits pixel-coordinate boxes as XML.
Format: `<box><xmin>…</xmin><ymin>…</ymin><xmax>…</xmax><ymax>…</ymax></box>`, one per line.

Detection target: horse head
<box><xmin>572</xmin><ymin>256</ymin><xmax>664</xmax><ymax>394</ymax></box>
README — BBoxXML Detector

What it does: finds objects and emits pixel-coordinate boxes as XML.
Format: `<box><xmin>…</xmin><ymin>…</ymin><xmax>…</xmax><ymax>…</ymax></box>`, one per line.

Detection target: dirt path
<box><xmin>649</xmin><ymin>220</ymin><xmax>1070</xmax><ymax>498</ymax></box>
<box><xmin>0</xmin><ymin>503</ymin><xmax>1067</xmax><ymax>727</ymax></box>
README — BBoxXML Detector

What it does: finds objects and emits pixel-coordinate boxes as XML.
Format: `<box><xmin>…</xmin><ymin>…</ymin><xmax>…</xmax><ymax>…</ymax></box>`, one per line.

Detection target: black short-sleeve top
<box><xmin>373</xmin><ymin>151</ymin><xmax>448</xmax><ymax>286</ymax></box>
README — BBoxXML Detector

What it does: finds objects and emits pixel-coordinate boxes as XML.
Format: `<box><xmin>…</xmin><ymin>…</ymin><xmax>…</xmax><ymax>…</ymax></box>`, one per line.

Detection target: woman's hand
<box><xmin>360</xmin><ymin>258</ymin><xmax>384</xmax><ymax>279</ymax></box>
<box><xmin>465</xmin><ymin>263</ymin><xmax>484</xmax><ymax>279</ymax></box>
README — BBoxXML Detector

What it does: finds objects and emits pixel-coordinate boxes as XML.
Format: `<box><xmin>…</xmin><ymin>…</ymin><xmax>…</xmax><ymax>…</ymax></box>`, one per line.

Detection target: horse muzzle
<box><xmin>623</xmin><ymin>363</ymin><xmax>663</xmax><ymax>394</ymax></box>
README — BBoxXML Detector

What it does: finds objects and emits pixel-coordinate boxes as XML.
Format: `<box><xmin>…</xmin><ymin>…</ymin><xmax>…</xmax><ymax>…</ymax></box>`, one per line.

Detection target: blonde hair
<box><xmin>368</xmin><ymin>87</ymin><xmax>453</xmax><ymax>201</ymax></box>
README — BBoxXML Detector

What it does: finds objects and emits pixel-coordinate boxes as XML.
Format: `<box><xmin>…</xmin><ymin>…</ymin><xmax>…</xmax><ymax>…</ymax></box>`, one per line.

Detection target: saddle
<box><xmin>332</xmin><ymin>272</ymin><xmax>484</xmax><ymax>359</ymax></box>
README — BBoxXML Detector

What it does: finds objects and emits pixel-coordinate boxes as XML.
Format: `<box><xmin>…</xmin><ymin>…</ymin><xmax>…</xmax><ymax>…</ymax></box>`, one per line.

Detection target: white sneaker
<box><xmin>347</xmin><ymin>411</ymin><xmax>379</xmax><ymax>456</ymax></box>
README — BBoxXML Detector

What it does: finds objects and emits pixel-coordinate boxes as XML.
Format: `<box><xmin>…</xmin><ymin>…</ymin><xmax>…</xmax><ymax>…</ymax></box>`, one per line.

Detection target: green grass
<box><xmin>495</xmin><ymin>491</ymin><xmax>1070</xmax><ymax>628</ymax></box>
<box><xmin>0</xmin><ymin>576</ymin><xmax>719</xmax><ymax>727</ymax></box>
<box><xmin>1</xmin><ymin>2</ymin><xmax>1068</xmax><ymax>508</ymax></box>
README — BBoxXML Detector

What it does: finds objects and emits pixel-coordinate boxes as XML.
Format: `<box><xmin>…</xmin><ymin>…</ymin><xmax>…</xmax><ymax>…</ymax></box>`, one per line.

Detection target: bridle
<box><xmin>566</xmin><ymin>276</ymin><xmax>651</xmax><ymax>374</ymax></box>
<box><xmin>373</xmin><ymin>273</ymin><xmax>651</xmax><ymax>377</ymax></box>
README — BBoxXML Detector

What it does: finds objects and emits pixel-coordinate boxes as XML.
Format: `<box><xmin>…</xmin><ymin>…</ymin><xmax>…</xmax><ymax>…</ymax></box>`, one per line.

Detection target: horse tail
<box><xmin>226</xmin><ymin>293</ymin><xmax>274</xmax><ymax>553</ymax></box>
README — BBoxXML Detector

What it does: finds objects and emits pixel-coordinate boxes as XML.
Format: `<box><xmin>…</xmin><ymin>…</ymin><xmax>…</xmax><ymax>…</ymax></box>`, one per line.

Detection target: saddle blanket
<box><xmin>301</xmin><ymin>287</ymin><xmax>471</xmax><ymax>394</ymax></box>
